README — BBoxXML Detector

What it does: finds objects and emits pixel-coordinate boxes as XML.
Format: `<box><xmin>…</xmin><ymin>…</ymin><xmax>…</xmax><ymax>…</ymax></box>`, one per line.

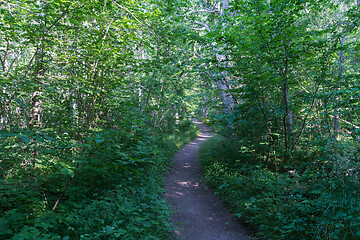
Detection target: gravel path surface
<box><xmin>163</xmin><ymin>119</ymin><xmax>252</xmax><ymax>240</ymax></box>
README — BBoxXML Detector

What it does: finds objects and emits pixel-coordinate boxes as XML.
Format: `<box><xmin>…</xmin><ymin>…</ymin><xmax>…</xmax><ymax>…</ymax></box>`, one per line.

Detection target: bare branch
<box><xmin>0</xmin><ymin>40</ymin><xmax>9</xmax><ymax>72</ymax></box>
<box><xmin>328</xmin><ymin>115</ymin><xmax>360</xmax><ymax>129</ymax></box>
<box><xmin>45</xmin><ymin>4</ymin><xmax>73</xmax><ymax>33</ymax></box>
<box><xmin>112</xmin><ymin>0</ymin><xmax>162</xmax><ymax>42</ymax></box>
<box><xmin>52</xmin><ymin>161</ymin><xmax>80</xmax><ymax>211</ymax></box>
<box><xmin>193</xmin><ymin>21</ymin><xmax>210</xmax><ymax>31</ymax></box>
<box><xmin>187</xmin><ymin>9</ymin><xmax>220</xmax><ymax>14</ymax></box>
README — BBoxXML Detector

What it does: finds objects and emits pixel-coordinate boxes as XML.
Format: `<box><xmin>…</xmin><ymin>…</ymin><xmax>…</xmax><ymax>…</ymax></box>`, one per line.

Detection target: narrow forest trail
<box><xmin>163</xmin><ymin>119</ymin><xmax>252</xmax><ymax>240</ymax></box>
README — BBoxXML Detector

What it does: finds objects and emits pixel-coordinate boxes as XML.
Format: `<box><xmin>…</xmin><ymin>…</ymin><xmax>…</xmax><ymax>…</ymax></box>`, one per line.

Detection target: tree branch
<box><xmin>193</xmin><ymin>21</ymin><xmax>210</xmax><ymax>31</ymax></box>
<box><xmin>112</xmin><ymin>0</ymin><xmax>162</xmax><ymax>42</ymax></box>
<box><xmin>52</xmin><ymin>161</ymin><xmax>80</xmax><ymax>211</ymax></box>
<box><xmin>45</xmin><ymin>3</ymin><xmax>74</xmax><ymax>33</ymax></box>
<box><xmin>290</xmin><ymin>84</ymin><xmax>320</xmax><ymax>152</ymax></box>
<box><xmin>187</xmin><ymin>9</ymin><xmax>220</xmax><ymax>14</ymax></box>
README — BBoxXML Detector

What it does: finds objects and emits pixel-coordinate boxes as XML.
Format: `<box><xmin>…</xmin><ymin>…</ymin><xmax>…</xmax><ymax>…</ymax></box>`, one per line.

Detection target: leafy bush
<box><xmin>0</xmin><ymin>121</ymin><xmax>200</xmax><ymax>239</ymax></box>
<box><xmin>200</xmin><ymin>135</ymin><xmax>360</xmax><ymax>240</ymax></box>
<box><xmin>178</xmin><ymin>119</ymin><xmax>193</xmax><ymax>130</ymax></box>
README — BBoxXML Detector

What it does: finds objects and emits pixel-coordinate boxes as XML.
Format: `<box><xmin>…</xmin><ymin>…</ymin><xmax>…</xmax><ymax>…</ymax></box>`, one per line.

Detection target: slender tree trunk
<box><xmin>333</xmin><ymin>34</ymin><xmax>345</xmax><ymax>135</ymax></box>
<box><xmin>284</xmin><ymin>83</ymin><xmax>293</xmax><ymax>156</ymax></box>
<box><xmin>174</xmin><ymin>104</ymin><xmax>179</xmax><ymax>125</ymax></box>
<box><xmin>283</xmin><ymin>80</ymin><xmax>293</xmax><ymax>135</ymax></box>
<box><xmin>138</xmin><ymin>87</ymin><xmax>143</xmax><ymax>107</ymax></box>
<box><xmin>202</xmin><ymin>95</ymin><xmax>209</xmax><ymax>117</ymax></box>
<box><xmin>0</xmin><ymin>87</ymin><xmax>9</xmax><ymax>130</ymax></box>
<box><xmin>281</xmin><ymin>31</ymin><xmax>292</xmax><ymax>160</ymax></box>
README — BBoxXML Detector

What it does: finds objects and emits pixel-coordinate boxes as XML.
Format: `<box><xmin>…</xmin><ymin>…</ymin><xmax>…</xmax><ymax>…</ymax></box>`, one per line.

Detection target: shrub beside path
<box><xmin>163</xmin><ymin>119</ymin><xmax>252</xmax><ymax>240</ymax></box>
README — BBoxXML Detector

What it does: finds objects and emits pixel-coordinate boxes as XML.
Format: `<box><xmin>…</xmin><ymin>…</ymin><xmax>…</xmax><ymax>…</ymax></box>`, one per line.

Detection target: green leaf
<box><xmin>95</xmin><ymin>134</ymin><xmax>105</xmax><ymax>143</ymax></box>
<box><xmin>60</xmin><ymin>168</ymin><xmax>74</xmax><ymax>177</ymax></box>
<box><xmin>18</xmin><ymin>135</ymin><xmax>31</xmax><ymax>144</ymax></box>
<box><xmin>0</xmin><ymin>130</ymin><xmax>18</xmax><ymax>138</ymax></box>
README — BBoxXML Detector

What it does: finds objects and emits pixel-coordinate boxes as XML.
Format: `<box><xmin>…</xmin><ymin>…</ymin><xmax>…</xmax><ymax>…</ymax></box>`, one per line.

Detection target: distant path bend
<box><xmin>163</xmin><ymin>119</ymin><xmax>252</xmax><ymax>240</ymax></box>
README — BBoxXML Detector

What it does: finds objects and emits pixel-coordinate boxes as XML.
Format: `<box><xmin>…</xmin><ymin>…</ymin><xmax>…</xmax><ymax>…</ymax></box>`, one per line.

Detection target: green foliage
<box><xmin>192</xmin><ymin>0</ymin><xmax>360</xmax><ymax>165</ymax></box>
<box><xmin>0</xmin><ymin>121</ymin><xmax>199</xmax><ymax>239</ymax></box>
<box><xmin>64</xmin><ymin>181</ymin><xmax>172</xmax><ymax>239</ymax></box>
<box><xmin>200</xmin><ymin>135</ymin><xmax>360</xmax><ymax>240</ymax></box>
<box><xmin>178</xmin><ymin>119</ymin><xmax>192</xmax><ymax>130</ymax></box>
<box><xmin>1</xmin><ymin>0</ymin><xmax>359</xmax><ymax>238</ymax></box>
<box><xmin>0</xmin><ymin>0</ymin><xmax>201</xmax><ymax>238</ymax></box>
<box><xmin>160</xmin><ymin>120</ymin><xmax>200</xmax><ymax>150</ymax></box>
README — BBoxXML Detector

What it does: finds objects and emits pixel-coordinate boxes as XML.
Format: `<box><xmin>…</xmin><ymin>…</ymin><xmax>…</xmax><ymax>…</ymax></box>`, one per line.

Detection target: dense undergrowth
<box><xmin>0</xmin><ymin>120</ymin><xmax>199</xmax><ymax>240</ymax></box>
<box><xmin>200</xmin><ymin>134</ymin><xmax>360</xmax><ymax>240</ymax></box>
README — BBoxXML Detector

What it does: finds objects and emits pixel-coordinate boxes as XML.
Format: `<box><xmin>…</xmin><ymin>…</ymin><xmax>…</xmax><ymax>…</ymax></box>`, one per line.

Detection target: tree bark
<box><xmin>284</xmin><ymin>80</ymin><xmax>293</xmax><ymax>135</ymax></box>
<box><xmin>333</xmin><ymin>34</ymin><xmax>345</xmax><ymax>135</ymax></box>
<box><xmin>216</xmin><ymin>0</ymin><xmax>234</xmax><ymax>114</ymax></box>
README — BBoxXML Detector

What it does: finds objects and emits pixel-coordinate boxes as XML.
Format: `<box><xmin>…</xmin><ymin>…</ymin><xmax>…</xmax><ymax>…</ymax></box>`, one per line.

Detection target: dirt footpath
<box><xmin>163</xmin><ymin>119</ymin><xmax>252</xmax><ymax>240</ymax></box>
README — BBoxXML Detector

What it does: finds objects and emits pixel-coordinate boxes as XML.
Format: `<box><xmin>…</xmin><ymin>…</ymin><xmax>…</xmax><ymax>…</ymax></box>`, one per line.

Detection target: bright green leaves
<box><xmin>60</xmin><ymin>166</ymin><xmax>74</xmax><ymax>177</ymax></box>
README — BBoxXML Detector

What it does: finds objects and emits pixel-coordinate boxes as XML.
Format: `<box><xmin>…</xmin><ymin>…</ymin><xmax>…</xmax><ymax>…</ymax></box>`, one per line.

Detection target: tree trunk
<box><xmin>202</xmin><ymin>95</ymin><xmax>209</xmax><ymax>117</ymax></box>
<box><xmin>29</xmin><ymin>48</ymin><xmax>44</xmax><ymax>129</ymax></box>
<box><xmin>216</xmin><ymin>72</ymin><xmax>234</xmax><ymax>114</ymax></box>
<box><xmin>283</xmin><ymin>77</ymin><xmax>292</xmax><ymax>158</ymax></box>
<box><xmin>284</xmin><ymin>80</ymin><xmax>293</xmax><ymax>135</ymax></box>
<box><xmin>174</xmin><ymin>104</ymin><xmax>179</xmax><ymax>124</ymax></box>
<box><xmin>0</xmin><ymin>87</ymin><xmax>9</xmax><ymax>130</ymax></box>
<box><xmin>333</xmin><ymin>34</ymin><xmax>345</xmax><ymax>135</ymax></box>
<box><xmin>216</xmin><ymin>0</ymin><xmax>234</xmax><ymax>114</ymax></box>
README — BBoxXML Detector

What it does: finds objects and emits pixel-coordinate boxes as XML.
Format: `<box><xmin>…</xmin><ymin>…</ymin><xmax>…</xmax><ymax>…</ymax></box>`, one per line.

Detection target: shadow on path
<box><xmin>163</xmin><ymin>119</ymin><xmax>252</xmax><ymax>240</ymax></box>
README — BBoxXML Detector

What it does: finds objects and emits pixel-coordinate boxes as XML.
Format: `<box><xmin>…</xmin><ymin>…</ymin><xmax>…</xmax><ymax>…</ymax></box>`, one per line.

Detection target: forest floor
<box><xmin>163</xmin><ymin>119</ymin><xmax>252</xmax><ymax>240</ymax></box>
